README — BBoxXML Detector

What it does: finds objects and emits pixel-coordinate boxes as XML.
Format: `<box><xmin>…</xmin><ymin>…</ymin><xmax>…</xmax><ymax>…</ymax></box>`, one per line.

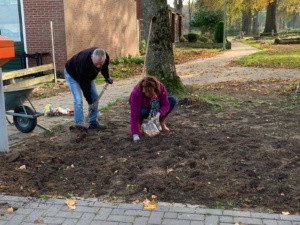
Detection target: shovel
<box><xmin>69</xmin><ymin>83</ymin><xmax>109</xmax><ymax>133</ymax></box>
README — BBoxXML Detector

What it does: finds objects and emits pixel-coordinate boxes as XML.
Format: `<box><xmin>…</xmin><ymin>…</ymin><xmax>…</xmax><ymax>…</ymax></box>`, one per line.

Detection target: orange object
<box><xmin>0</xmin><ymin>36</ymin><xmax>15</xmax><ymax>67</ymax></box>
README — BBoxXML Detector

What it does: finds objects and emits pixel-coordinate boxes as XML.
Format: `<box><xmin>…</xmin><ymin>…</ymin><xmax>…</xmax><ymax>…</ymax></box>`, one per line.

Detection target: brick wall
<box><xmin>23</xmin><ymin>0</ymin><xmax>137</xmax><ymax>73</ymax></box>
<box><xmin>63</xmin><ymin>0</ymin><xmax>138</xmax><ymax>66</ymax></box>
<box><xmin>23</xmin><ymin>0</ymin><xmax>66</xmax><ymax>73</ymax></box>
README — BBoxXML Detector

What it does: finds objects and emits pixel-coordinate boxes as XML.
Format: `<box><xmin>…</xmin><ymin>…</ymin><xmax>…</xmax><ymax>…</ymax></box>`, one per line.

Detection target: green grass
<box><xmin>233</xmin><ymin>39</ymin><xmax>300</xmax><ymax>69</ymax></box>
<box><xmin>195</xmin><ymin>91</ymin><xmax>241</xmax><ymax>110</ymax></box>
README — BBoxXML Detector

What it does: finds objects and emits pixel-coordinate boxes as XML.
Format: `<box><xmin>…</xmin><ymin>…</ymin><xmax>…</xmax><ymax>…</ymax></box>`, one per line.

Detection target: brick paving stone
<box><xmin>13</xmin><ymin>208</ymin><xmax>34</xmax><ymax>215</ymax></box>
<box><xmin>43</xmin><ymin>205</ymin><xmax>64</xmax><ymax>217</ymax></box>
<box><xmin>220</xmin><ymin>216</ymin><xmax>234</xmax><ymax>223</ymax></box>
<box><xmin>5</xmin><ymin>214</ymin><xmax>27</xmax><ymax>225</ymax></box>
<box><xmin>111</xmin><ymin>208</ymin><xmax>126</xmax><ymax>215</ymax></box>
<box><xmin>107</xmin><ymin>214</ymin><xmax>135</xmax><ymax>223</ymax></box>
<box><xmin>148</xmin><ymin>211</ymin><xmax>164</xmax><ymax>224</ymax></box>
<box><xmin>55</xmin><ymin>210</ymin><xmax>83</xmax><ymax>219</ymax></box>
<box><xmin>164</xmin><ymin>212</ymin><xmax>178</xmax><ymax>218</ymax></box>
<box><xmin>44</xmin><ymin>216</ymin><xmax>66</xmax><ymax>224</ymax></box>
<box><xmin>205</xmin><ymin>215</ymin><xmax>220</xmax><ymax>225</ymax></box>
<box><xmin>23</xmin><ymin>209</ymin><xmax>46</xmax><ymax>223</ymax></box>
<box><xmin>133</xmin><ymin>216</ymin><xmax>149</xmax><ymax>225</ymax></box>
<box><xmin>279</xmin><ymin>215</ymin><xmax>300</xmax><ymax>222</ymax></box>
<box><xmin>124</xmin><ymin>209</ymin><xmax>151</xmax><ymax>217</ymax></box>
<box><xmin>277</xmin><ymin>221</ymin><xmax>293</xmax><ymax>225</ymax></box>
<box><xmin>233</xmin><ymin>216</ymin><xmax>263</xmax><ymax>224</ymax></box>
<box><xmin>75</xmin><ymin>212</ymin><xmax>95</xmax><ymax>225</ymax></box>
<box><xmin>223</xmin><ymin>209</ymin><xmax>251</xmax><ymax>217</ymax></box>
<box><xmin>90</xmin><ymin>221</ymin><xmax>119</xmax><ymax>225</ymax></box>
<box><xmin>178</xmin><ymin>213</ymin><xmax>204</xmax><ymax>221</ymax></box>
<box><xmin>118</xmin><ymin>203</ymin><xmax>144</xmax><ymax>210</ymax></box>
<box><xmin>62</xmin><ymin>218</ymin><xmax>79</xmax><ymax>225</ymax></box>
<box><xmin>251</xmin><ymin>212</ymin><xmax>281</xmax><ymax>220</ymax></box>
<box><xmin>74</xmin><ymin>205</ymin><xmax>100</xmax><ymax>213</ymax></box>
<box><xmin>263</xmin><ymin>219</ymin><xmax>279</xmax><ymax>225</ymax></box>
<box><xmin>195</xmin><ymin>208</ymin><xmax>223</xmax><ymax>216</ymax></box>
<box><xmin>162</xmin><ymin>218</ymin><xmax>191</xmax><ymax>225</ymax></box>
<box><xmin>94</xmin><ymin>207</ymin><xmax>113</xmax><ymax>220</ymax></box>
<box><xmin>191</xmin><ymin>221</ymin><xmax>204</xmax><ymax>225</ymax></box>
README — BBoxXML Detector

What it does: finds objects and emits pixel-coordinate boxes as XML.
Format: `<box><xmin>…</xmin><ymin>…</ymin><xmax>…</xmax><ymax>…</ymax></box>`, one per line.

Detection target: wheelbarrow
<box><xmin>4</xmin><ymin>85</ymin><xmax>50</xmax><ymax>133</ymax></box>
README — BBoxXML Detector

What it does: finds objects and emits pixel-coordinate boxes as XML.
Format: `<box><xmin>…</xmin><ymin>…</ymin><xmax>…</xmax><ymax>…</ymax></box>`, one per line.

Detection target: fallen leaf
<box><xmin>132</xmin><ymin>199</ymin><xmax>140</xmax><ymax>204</ymax></box>
<box><xmin>7</xmin><ymin>207</ymin><xmax>13</xmax><ymax>213</ymax></box>
<box><xmin>65</xmin><ymin>199</ymin><xmax>76</xmax><ymax>210</ymax></box>
<box><xmin>143</xmin><ymin>196</ymin><xmax>158</xmax><ymax>210</ymax></box>
<box><xmin>282</xmin><ymin>211</ymin><xmax>290</xmax><ymax>215</ymax></box>
<box><xmin>167</xmin><ymin>168</ymin><xmax>174</xmax><ymax>174</ymax></box>
<box><xmin>18</xmin><ymin>165</ymin><xmax>26</xmax><ymax>170</ymax></box>
<box><xmin>50</xmin><ymin>136</ymin><xmax>57</xmax><ymax>141</ymax></box>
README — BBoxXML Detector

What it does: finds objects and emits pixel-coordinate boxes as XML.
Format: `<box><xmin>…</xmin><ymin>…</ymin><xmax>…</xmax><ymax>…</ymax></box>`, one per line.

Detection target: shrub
<box><xmin>199</xmin><ymin>36</ymin><xmax>209</xmax><ymax>43</ymax></box>
<box><xmin>214</xmin><ymin>21</ymin><xmax>224</xmax><ymax>43</ymax></box>
<box><xmin>179</xmin><ymin>36</ymin><xmax>187</xmax><ymax>42</ymax></box>
<box><xmin>139</xmin><ymin>39</ymin><xmax>146</xmax><ymax>55</ymax></box>
<box><xmin>111</xmin><ymin>55</ymin><xmax>144</xmax><ymax>65</ymax></box>
<box><xmin>187</xmin><ymin>33</ymin><xmax>199</xmax><ymax>42</ymax></box>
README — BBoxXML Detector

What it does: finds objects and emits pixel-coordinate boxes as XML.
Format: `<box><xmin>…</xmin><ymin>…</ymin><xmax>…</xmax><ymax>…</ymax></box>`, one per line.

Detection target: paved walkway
<box><xmin>2</xmin><ymin>40</ymin><xmax>300</xmax><ymax>224</ymax></box>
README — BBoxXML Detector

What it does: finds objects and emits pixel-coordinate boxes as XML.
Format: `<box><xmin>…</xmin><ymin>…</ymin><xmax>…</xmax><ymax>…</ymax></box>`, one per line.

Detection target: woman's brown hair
<box><xmin>138</xmin><ymin>76</ymin><xmax>161</xmax><ymax>95</ymax></box>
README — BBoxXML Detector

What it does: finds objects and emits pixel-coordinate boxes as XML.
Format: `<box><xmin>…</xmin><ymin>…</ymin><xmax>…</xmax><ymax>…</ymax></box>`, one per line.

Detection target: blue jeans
<box><xmin>139</xmin><ymin>96</ymin><xmax>176</xmax><ymax>120</ymax></box>
<box><xmin>64</xmin><ymin>68</ymin><xmax>98</xmax><ymax>124</ymax></box>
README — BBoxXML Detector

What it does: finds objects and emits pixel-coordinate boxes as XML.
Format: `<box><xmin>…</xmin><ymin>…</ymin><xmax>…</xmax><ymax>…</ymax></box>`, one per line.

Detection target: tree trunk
<box><xmin>274</xmin><ymin>38</ymin><xmax>300</xmax><ymax>44</ymax></box>
<box><xmin>252</xmin><ymin>10</ymin><xmax>259</xmax><ymax>36</ymax></box>
<box><xmin>188</xmin><ymin>0</ymin><xmax>193</xmax><ymax>33</ymax></box>
<box><xmin>242</xmin><ymin>10</ymin><xmax>252</xmax><ymax>35</ymax></box>
<box><xmin>292</xmin><ymin>11</ymin><xmax>297</xmax><ymax>29</ymax></box>
<box><xmin>173</xmin><ymin>0</ymin><xmax>183</xmax><ymax>12</ymax></box>
<box><xmin>262</xmin><ymin>0</ymin><xmax>277</xmax><ymax>35</ymax></box>
<box><xmin>141</xmin><ymin>0</ymin><xmax>185</xmax><ymax>94</ymax></box>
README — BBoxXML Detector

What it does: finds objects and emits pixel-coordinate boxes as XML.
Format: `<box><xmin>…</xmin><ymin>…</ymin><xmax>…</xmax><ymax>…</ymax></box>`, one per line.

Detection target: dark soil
<box><xmin>1</xmin><ymin>79</ymin><xmax>300</xmax><ymax>215</ymax></box>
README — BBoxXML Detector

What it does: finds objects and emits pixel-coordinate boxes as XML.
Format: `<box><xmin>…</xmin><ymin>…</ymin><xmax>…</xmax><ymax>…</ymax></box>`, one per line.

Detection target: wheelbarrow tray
<box><xmin>4</xmin><ymin>85</ymin><xmax>45</xmax><ymax>133</ymax></box>
<box><xmin>4</xmin><ymin>85</ymin><xmax>38</xmax><ymax>111</ymax></box>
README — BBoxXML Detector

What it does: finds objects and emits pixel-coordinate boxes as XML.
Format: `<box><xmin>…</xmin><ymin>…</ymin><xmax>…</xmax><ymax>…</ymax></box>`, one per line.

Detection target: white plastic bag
<box><xmin>143</xmin><ymin>119</ymin><xmax>160</xmax><ymax>137</ymax></box>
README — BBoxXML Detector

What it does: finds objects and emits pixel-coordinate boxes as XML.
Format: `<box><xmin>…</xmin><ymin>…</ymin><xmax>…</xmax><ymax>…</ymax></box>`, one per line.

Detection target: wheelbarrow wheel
<box><xmin>13</xmin><ymin>106</ymin><xmax>37</xmax><ymax>133</ymax></box>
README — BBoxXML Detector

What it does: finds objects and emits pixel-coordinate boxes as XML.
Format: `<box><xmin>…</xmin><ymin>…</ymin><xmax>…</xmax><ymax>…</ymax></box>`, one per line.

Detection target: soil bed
<box><xmin>1</xmin><ymin>79</ymin><xmax>300</xmax><ymax>214</ymax></box>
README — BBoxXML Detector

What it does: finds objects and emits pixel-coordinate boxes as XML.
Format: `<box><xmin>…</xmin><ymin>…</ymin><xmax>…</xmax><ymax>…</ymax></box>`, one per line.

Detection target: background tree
<box><xmin>187</xmin><ymin>0</ymin><xmax>195</xmax><ymax>32</ymax></box>
<box><xmin>142</xmin><ymin>0</ymin><xmax>185</xmax><ymax>94</ymax></box>
<box><xmin>262</xmin><ymin>0</ymin><xmax>277</xmax><ymax>35</ymax></box>
<box><xmin>191</xmin><ymin>0</ymin><xmax>278</xmax><ymax>36</ymax></box>
<box><xmin>190</xmin><ymin>8</ymin><xmax>223</xmax><ymax>35</ymax></box>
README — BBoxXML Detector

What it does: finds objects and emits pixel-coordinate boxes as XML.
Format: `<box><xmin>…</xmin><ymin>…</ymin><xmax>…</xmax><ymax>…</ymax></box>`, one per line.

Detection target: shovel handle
<box><xmin>86</xmin><ymin>83</ymin><xmax>109</xmax><ymax>118</ymax></box>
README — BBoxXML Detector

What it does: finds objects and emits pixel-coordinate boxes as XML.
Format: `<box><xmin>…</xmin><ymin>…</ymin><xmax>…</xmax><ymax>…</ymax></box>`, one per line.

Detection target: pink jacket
<box><xmin>129</xmin><ymin>83</ymin><xmax>170</xmax><ymax>135</ymax></box>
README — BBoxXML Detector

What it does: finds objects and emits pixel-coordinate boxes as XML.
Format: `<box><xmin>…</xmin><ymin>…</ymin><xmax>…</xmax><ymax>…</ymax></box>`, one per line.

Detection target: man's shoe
<box><xmin>89</xmin><ymin>121</ymin><xmax>106</xmax><ymax>130</ymax></box>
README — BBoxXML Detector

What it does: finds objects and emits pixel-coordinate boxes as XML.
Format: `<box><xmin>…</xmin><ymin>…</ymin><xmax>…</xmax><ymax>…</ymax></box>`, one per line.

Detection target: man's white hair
<box><xmin>92</xmin><ymin>48</ymin><xmax>106</xmax><ymax>60</ymax></box>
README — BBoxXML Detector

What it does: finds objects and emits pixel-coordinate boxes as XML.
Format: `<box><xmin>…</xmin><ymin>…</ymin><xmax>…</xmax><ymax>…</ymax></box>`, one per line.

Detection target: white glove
<box><xmin>133</xmin><ymin>134</ymin><xmax>140</xmax><ymax>142</ymax></box>
<box><xmin>153</xmin><ymin>112</ymin><xmax>161</xmax><ymax>121</ymax></box>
